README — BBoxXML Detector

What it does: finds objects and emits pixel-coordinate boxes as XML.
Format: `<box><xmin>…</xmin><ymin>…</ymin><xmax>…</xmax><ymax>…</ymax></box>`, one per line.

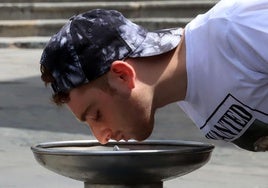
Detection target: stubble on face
<box><xmin>67</xmin><ymin>73</ymin><xmax>155</xmax><ymax>143</ymax></box>
<box><xmin>97</xmin><ymin>74</ymin><xmax>155</xmax><ymax>141</ymax></box>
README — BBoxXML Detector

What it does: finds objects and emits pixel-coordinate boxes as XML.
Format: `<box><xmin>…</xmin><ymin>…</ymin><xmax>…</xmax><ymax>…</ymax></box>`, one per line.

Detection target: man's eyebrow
<box><xmin>79</xmin><ymin>104</ymin><xmax>93</xmax><ymax>122</ymax></box>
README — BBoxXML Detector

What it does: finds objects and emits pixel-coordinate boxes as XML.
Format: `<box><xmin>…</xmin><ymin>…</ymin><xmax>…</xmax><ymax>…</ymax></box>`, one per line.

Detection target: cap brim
<box><xmin>129</xmin><ymin>27</ymin><xmax>183</xmax><ymax>58</ymax></box>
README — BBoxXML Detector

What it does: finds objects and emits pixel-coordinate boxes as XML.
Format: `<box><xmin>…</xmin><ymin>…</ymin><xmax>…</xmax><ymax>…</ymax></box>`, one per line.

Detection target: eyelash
<box><xmin>94</xmin><ymin>110</ymin><xmax>101</xmax><ymax>121</ymax></box>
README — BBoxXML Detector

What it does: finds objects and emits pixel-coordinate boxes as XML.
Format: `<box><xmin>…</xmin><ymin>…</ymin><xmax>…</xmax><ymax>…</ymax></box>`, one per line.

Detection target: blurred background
<box><xmin>0</xmin><ymin>0</ymin><xmax>267</xmax><ymax>188</ymax></box>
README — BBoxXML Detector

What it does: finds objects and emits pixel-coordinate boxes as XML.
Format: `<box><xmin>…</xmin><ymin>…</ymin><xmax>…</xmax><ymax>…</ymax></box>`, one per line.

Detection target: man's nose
<box><xmin>95</xmin><ymin>129</ymin><xmax>112</xmax><ymax>144</ymax></box>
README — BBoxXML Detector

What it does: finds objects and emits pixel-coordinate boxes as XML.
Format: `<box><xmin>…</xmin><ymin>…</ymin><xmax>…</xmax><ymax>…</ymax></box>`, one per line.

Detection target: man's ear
<box><xmin>107</xmin><ymin>60</ymin><xmax>136</xmax><ymax>91</ymax></box>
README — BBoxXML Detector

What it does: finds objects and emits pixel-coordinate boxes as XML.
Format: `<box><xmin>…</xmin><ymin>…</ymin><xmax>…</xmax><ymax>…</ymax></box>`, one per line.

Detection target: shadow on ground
<box><xmin>0</xmin><ymin>76</ymin><xmax>90</xmax><ymax>134</ymax></box>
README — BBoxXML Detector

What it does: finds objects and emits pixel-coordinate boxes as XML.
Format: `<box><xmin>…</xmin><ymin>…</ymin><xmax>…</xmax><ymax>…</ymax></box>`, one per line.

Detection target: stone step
<box><xmin>1</xmin><ymin>0</ymin><xmax>210</xmax><ymax>2</ymax></box>
<box><xmin>0</xmin><ymin>1</ymin><xmax>217</xmax><ymax>20</ymax></box>
<box><xmin>0</xmin><ymin>36</ymin><xmax>49</xmax><ymax>48</ymax></box>
<box><xmin>0</xmin><ymin>0</ymin><xmax>218</xmax><ymax>48</ymax></box>
<box><xmin>0</xmin><ymin>18</ymin><xmax>191</xmax><ymax>37</ymax></box>
<box><xmin>0</xmin><ymin>17</ymin><xmax>191</xmax><ymax>48</ymax></box>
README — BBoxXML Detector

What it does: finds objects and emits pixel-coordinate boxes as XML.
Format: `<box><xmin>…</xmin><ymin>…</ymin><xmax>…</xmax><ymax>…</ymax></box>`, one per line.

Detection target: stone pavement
<box><xmin>0</xmin><ymin>48</ymin><xmax>267</xmax><ymax>188</ymax></box>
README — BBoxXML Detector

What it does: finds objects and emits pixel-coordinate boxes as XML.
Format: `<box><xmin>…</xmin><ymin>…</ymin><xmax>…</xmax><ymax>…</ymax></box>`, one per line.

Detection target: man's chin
<box><xmin>134</xmin><ymin>131</ymin><xmax>152</xmax><ymax>142</ymax></box>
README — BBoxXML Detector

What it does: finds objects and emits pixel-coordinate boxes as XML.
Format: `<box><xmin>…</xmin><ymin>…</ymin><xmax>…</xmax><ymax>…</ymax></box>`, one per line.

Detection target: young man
<box><xmin>40</xmin><ymin>0</ymin><xmax>268</xmax><ymax>151</ymax></box>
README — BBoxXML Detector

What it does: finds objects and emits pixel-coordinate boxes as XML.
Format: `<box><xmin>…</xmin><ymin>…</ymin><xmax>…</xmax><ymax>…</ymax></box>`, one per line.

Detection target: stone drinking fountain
<box><xmin>31</xmin><ymin>140</ymin><xmax>214</xmax><ymax>188</ymax></box>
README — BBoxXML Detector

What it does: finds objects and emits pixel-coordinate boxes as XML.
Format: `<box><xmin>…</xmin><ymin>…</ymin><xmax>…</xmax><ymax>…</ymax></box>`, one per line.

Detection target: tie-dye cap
<box><xmin>40</xmin><ymin>9</ymin><xmax>183</xmax><ymax>94</ymax></box>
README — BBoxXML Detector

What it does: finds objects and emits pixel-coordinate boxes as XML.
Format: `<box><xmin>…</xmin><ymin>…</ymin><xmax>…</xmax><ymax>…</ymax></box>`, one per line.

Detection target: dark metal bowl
<box><xmin>31</xmin><ymin>140</ymin><xmax>214</xmax><ymax>185</ymax></box>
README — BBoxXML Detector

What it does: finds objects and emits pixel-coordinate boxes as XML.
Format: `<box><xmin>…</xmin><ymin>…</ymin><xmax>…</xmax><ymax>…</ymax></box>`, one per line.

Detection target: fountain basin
<box><xmin>31</xmin><ymin>140</ymin><xmax>214</xmax><ymax>186</ymax></box>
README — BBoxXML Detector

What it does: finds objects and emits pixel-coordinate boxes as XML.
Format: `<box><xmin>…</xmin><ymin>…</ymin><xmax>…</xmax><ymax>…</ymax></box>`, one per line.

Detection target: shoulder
<box><xmin>188</xmin><ymin>0</ymin><xmax>268</xmax><ymax>28</ymax></box>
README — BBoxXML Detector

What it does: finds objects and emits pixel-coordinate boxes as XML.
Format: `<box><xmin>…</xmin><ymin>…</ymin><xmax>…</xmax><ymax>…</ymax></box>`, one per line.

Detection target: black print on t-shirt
<box><xmin>205</xmin><ymin>104</ymin><xmax>252</xmax><ymax>140</ymax></box>
<box><xmin>201</xmin><ymin>94</ymin><xmax>268</xmax><ymax>141</ymax></box>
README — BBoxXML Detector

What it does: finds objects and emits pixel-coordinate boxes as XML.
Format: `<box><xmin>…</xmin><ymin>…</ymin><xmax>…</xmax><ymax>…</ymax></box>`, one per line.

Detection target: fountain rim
<box><xmin>31</xmin><ymin>139</ymin><xmax>215</xmax><ymax>156</ymax></box>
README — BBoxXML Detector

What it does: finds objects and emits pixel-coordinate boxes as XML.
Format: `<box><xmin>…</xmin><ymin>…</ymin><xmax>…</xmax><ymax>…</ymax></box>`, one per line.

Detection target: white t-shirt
<box><xmin>179</xmin><ymin>0</ymin><xmax>268</xmax><ymax>144</ymax></box>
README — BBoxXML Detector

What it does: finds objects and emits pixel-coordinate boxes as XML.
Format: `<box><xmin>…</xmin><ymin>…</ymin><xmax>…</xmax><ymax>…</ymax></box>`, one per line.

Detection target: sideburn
<box><xmin>96</xmin><ymin>74</ymin><xmax>118</xmax><ymax>96</ymax></box>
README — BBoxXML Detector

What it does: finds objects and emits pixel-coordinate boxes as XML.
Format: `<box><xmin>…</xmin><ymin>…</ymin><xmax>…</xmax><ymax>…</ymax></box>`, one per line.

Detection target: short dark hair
<box><xmin>40</xmin><ymin>63</ymin><xmax>116</xmax><ymax>105</ymax></box>
<box><xmin>40</xmin><ymin>64</ymin><xmax>70</xmax><ymax>105</ymax></box>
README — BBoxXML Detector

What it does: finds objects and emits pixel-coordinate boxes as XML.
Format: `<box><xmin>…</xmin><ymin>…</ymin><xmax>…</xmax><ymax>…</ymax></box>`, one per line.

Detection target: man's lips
<box><xmin>112</xmin><ymin>132</ymin><xmax>129</xmax><ymax>142</ymax></box>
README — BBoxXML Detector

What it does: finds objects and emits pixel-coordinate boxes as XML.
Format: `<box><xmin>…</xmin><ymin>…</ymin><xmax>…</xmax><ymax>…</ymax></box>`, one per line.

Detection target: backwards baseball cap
<box><xmin>40</xmin><ymin>9</ymin><xmax>183</xmax><ymax>94</ymax></box>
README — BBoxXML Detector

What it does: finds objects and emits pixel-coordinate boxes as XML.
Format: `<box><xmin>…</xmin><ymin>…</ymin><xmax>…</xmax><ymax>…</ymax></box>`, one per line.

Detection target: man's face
<box><xmin>66</xmin><ymin>80</ymin><xmax>155</xmax><ymax>144</ymax></box>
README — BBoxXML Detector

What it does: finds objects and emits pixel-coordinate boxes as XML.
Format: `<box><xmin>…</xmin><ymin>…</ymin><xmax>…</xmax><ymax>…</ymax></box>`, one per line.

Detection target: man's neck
<box><xmin>153</xmin><ymin>30</ymin><xmax>187</xmax><ymax>108</ymax></box>
<box><xmin>126</xmin><ymin>30</ymin><xmax>187</xmax><ymax>109</ymax></box>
